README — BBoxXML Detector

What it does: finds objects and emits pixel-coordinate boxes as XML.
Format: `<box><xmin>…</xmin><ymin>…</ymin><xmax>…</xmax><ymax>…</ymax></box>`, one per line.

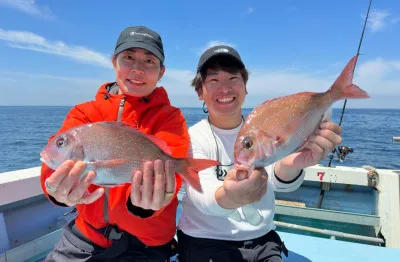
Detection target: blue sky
<box><xmin>0</xmin><ymin>0</ymin><xmax>399</xmax><ymax>108</ymax></box>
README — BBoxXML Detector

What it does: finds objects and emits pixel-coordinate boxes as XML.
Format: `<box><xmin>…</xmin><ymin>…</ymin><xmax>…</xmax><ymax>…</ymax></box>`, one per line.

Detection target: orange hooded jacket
<box><xmin>40</xmin><ymin>83</ymin><xmax>189</xmax><ymax>248</ymax></box>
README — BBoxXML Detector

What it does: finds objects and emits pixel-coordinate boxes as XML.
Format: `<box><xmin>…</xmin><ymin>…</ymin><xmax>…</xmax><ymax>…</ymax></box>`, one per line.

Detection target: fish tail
<box><xmin>177</xmin><ymin>158</ymin><xmax>220</xmax><ymax>193</ymax></box>
<box><xmin>329</xmin><ymin>55</ymin><xmax>370</xmax><ymax>100</ymax></box>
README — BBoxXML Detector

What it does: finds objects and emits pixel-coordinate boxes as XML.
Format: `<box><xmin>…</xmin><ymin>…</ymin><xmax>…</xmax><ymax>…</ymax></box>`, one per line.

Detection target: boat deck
<box><xmin>2</xmin><ymin>229</ymin><xmax>399</xmax><ymax>262</ymax></box>
<box><xmin>1</xmin><ymin>166</ymin><xmax>399</xmax><ymax>261</ymax></box>
<box><xmin>280</xmin><ymin>231</ymin><xmax>400</xmax><ymax>262</ymax></box>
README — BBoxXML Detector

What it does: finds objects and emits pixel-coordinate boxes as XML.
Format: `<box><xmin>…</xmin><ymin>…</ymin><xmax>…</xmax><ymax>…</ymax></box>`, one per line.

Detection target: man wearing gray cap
<box><xmin>41</xmin><ymin>26</ymin><xmax>189</xmax><ymax>261</ymax></box>
<box><xmin>177</xmin><ymin>45</ymin><xmax>343</xmax><ymax>261</ymax></box>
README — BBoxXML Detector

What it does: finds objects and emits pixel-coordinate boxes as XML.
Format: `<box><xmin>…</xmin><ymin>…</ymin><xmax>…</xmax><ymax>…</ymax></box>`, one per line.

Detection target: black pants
<box><xmin>177</xmin><ymin>230</ymin><xmax>287</xmax><ymax>262</ymax></box>
<box><xmin>45</xmin><ymin>220</ymin><xmax>176</xmax><ymax>262</ymax></box>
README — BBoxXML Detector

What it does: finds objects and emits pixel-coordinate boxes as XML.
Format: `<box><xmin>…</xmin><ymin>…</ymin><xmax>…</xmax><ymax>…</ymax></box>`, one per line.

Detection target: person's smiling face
<box><xmin>113</xmin><ymin>48</ymin><xmax>165</xmax><ymax>97</ymax></box>
<box><xmin>200</xmin><ymin>68</ymin><xmax>247</xmax><ymax>119</ymax></box>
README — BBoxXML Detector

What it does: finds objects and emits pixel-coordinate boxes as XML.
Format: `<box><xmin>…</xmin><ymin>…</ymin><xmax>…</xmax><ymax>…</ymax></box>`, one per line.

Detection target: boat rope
<box><xmin>363</xmin><ymin>165</ymin><xmax>379</xmax><ymax>187</ymax></box>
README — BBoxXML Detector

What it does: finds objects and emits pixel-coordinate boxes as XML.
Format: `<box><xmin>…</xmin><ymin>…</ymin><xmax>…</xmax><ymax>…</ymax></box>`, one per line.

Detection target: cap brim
<box><xmin>114</xmin><ymin>41</ymin><xmax>164</xmax><ymax>63</ymax></box>
<box><xmin>198</xmin><ymin>53</ymin><xmax>244</xmax><ymax>72</ymax></box>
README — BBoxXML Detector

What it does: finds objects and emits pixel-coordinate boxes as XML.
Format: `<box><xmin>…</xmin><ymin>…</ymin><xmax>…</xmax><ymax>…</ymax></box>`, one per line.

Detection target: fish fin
<box><xmin>322</xmin><ymin>106</ymin><xmax>332</xmax><ymax>122</ymax></box>
<box><xmin>100</xmin><ymin>121</ymin><xmax>172</xmax><ymax>155</ymax></box>
<box><xmin>89</xmin><ymin>159</ymin><xmax>129</xmax><ymax>168</ymax></box>
<box><xmin>94</xmin><ymin>183</ymin><xmax>130</xmax><ymax>187</ymax></box>
<box><xmin>100</xmin><ymin>121</ymin><xmax>137</xmax><ymax>129</ymax></box>
<box><xmin>259</xmin><ymin>129</ymin><xmax>286</xmax><ymax>146</ymax></box>
<box><xmin>338</xmin><ymin>84</ymin><xmax>369</xmax><ymax>99</ymax></box>
<box><xmin>142</xmin><ymin>134</ymin><xmax>172</xmax><ymax>155</ymax></box>
<box><xmin>273</xmin><ymin>136</ymin><xmax>285</xmax><ymax>147</ymax></box>
<box><xmin>70</xmin><ymin>144</ymin><xmax>85</xmax><ymax>161</ymax></box>
<box><xmin>295</xmin><ymin>137</ymin><xmax>310</xmax><ymax>152</ymax></box>
<box><xmin>329</xmin><ymin>56</ymin><xmax>369</xmax><ymax>100</ymax></box>
<box><xmin>177</xmin><ymin>158</ymin><xmax>221</xmax><ymax>193</ymax></box>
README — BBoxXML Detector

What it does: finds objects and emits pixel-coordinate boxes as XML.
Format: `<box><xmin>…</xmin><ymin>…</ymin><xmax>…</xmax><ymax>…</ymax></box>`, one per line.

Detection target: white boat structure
<box><xmin>1</xmin><ymin>162</ymin><xmax>399</xmax><ymax>261</ymax></box>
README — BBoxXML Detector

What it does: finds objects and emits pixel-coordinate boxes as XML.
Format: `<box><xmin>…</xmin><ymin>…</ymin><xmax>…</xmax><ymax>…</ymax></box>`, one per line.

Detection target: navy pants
<box><xmin>45</xmin><ymin>220</ymin><xmax>176</xmax><ymax>262</ymax></box>
<box><xmin>177</xmin><ymin>230</ymin><xmax>287</xmax><ymax>262</ymax></box>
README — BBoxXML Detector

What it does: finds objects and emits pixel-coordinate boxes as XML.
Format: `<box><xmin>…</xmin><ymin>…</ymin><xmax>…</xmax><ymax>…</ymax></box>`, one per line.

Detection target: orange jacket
<box><xmin>40</xmin><ymin>82</ymin><xmax>189</xmax><ymax>248</ymax></box>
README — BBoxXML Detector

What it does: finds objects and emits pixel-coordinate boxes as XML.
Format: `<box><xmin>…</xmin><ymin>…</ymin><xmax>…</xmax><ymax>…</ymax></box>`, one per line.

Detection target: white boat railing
<box><xmin>0</xmin><ymin>164</ymin><xmax>399</xmax><ymax>261</ymax></box>
<box><xmin>274</xmin><ymin>221</ymin><xmax>385</xmax><ymax>244</ymax></box>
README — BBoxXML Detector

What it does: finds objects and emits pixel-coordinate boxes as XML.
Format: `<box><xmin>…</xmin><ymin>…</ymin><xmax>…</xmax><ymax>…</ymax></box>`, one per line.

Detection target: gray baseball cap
<box><xmin>197</xmin><ymin>45</ymin><xmax>244</xmax><ymax>72</ymax></box>
<box><xmin>114</xmin><ymin>26</ymin><xmax>164</xmax><ymax>63</ymax></box>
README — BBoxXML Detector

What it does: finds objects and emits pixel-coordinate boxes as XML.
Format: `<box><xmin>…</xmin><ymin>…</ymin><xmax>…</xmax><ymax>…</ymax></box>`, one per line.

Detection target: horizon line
<box><xmin>1</xmin><ymin>105</ymin><xmax>399</xmax><ymax>110</ymax></box>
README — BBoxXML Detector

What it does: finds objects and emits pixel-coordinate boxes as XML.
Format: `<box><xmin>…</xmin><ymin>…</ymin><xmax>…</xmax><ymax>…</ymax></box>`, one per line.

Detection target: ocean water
<box><xmin>0</xmin><ymin>106</ymin><xmax>399</xmax><ymax>173</ymax></box>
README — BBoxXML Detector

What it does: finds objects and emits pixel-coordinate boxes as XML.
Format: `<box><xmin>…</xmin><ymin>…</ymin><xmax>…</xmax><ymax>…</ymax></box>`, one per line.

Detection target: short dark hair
<box><xmin>191</xmin><ymin>56</ymin><xmax>249</xmax><ymax>94</ymax></box>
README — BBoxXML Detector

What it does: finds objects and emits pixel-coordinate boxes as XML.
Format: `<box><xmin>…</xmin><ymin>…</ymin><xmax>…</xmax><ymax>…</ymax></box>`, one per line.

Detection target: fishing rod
<box><xmin>327</xmin><ymin>0</ymin><xmax>373</xmax><ymax>167</ymax></box>
<box><xmin>317</xmin><ymin>0</ymin><xmax>373</xmax><ymax>209</ymax></box>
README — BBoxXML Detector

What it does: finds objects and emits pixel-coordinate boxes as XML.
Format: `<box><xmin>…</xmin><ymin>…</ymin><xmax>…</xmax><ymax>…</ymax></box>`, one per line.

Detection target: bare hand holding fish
<box><xmin>44</xmin><ymin>160</ymin><xmax>104</xmax><ymax>207</ymax></box>
<box><xmin>279</xmin><ymin>121</ymin><xmax>342</xmax><ymax>170</ymax></box>
<box><xmin>221</xmin><ymin>121</ymin><xmax>342</xmax><ymax>208</ymax></box>
<box><xmin>130</xmin><ymin>160</ymin><xmax>177</xmax><ymax>210</ymax></box>
<box><xmin>218</xmin><ymin>167</ymin><xmax>268</xmax><ymax>209</ymax></box>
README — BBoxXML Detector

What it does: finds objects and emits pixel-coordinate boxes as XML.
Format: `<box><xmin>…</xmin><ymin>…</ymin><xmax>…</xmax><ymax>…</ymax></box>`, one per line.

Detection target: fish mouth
<box><xmin>40</xmin><ymin>152</ymin><xmax>51</xmax><ymax>166</ymax></box>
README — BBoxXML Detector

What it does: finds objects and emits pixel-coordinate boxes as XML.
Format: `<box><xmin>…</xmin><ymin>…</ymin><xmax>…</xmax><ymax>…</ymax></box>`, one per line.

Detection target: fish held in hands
<box><xmin>234</xmin><ymin>56</ymin><xmax>369</xmax><ymax>171</ymax></box>
<box><xmin>40</xmin><ymin>121</ymin><xmax>220</xmax><ymax>192</ymax></box>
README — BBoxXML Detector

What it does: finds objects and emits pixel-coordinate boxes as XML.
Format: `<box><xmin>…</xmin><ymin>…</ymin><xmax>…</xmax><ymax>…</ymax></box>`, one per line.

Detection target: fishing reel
<box><xmin>336</xmin><ymin>145</ymin><xmax>354</xmax><ymax>162</ymax></box>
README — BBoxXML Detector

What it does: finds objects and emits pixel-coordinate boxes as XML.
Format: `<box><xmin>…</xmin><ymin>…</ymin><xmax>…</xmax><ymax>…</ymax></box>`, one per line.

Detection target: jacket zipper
<box><xmin>103</xmin><ymin>96</ymin><xmax>127</xmax><ymax>224</ymax></box>
<box><xmin>117</xmin><ymin>97</ymin><xmax>126</xmax><ymax>122</ymax></box>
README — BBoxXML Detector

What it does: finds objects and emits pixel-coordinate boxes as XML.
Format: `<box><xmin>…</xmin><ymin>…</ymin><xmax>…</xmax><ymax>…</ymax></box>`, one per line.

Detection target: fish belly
<box><xmin>89</xmin><ymin>162</ymin><xmax>142</xmax><ymax>186</ymax></box>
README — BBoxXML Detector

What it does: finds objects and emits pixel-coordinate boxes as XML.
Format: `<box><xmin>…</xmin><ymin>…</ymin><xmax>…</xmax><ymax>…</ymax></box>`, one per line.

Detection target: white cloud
<box><xmin>243</xmin><ymin>7</ymin><xmax>255</xmax><ymax>16</ymax></box>
<box><xmin>165</xmin><ymin>57</ymin><xmax>400</xmax><ymax>108</ymax></box>
<box><xmin>354</xmin><ymin>58</ymin><xmax>400</xmax><ymax>97</ymax></box>
<box><xmin>0</xmin><ymin>70</ymin><xmax>106</xmax><ymax>85</ymax></box>
<box><xmin>162</xmin><ymin>69</ymin><xmax>195</xmax><ymax>96</ymax></box>
<box><xmin>247</xmin><ymin>58</ymin><xmax>400</xmax><ymax>96</ymax></box>
<box><xmin>0</xmin><ymin>29</ymin><xmax>112</xmax><ymax>69</ymax></box>
<box><xmin>356</xmin><ymin>57</ymin><xmax>399</xmax><ymax>79</ymax></box>
<box><xmin>366</xmin><ymin>9</ymin><xmax>398</xmax><ymax>32</ymax></box>
<box><xmin>164</xmin><ymin>69</ymin><xmax>194</xmax><ymax>84</ymax></box>
<box><xmin>248</xmin><ymin>70</ymin><xmax>330</xmax><ymax>95</ymax></box>
<box><xmin>0</xmin><ymin>68</ymin><xmax>197</xmax><ymax>106</ymax></box>
<box><xmin>0</xmin><ymin>70</ymin><xmax>112</xmax><ymax>106</ymax></box>
<box><xmin>0</xmin><ymin>76</ymin><xmax>17</xmax><ymax>82</ymax></box>
<box><xmin>250</xmin><ymin>58</ymin><xmax>399</xmax><ymax>109</ymax></box>
<box><xmin>0</xmin><ymin>0</ymin><xmax>54</xmax><ymax>20</ymax></box>
<box><xmin>198</xmin><ymin>40</ymin><xmax>236</xmax><ymax>55</ymax></box>
<box><xmin>0</xmin><ymin>55</ymin><xmax>399</xmax><ymax>108</ymax></box>
<box><xmin>206</xmin><ymin>40</ymin><xmax>236</xmax><ymax>49</ymax></box>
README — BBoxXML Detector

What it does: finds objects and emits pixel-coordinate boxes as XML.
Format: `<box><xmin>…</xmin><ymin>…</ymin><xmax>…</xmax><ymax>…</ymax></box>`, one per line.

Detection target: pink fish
<box><xmin>234</xmin><ymin>56</ymin><xmax>369</xmax><ymax>171</ymax></box>
<box><xmin>40</xmin><ymin>121</ymin><xmax>220</xmax><ymax>192</ymax></box>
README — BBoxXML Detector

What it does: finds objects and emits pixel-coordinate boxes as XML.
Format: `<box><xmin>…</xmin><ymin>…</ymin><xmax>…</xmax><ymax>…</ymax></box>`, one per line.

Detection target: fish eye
<box><xmin>56</xmin><ymin>137</ymin><xmax>67</xmax><ymax>148</ymax></box>
<box><xmin>242</xmin><ymin>137</ymin><xmax>254</xmax><ymax>150</ymax></box>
